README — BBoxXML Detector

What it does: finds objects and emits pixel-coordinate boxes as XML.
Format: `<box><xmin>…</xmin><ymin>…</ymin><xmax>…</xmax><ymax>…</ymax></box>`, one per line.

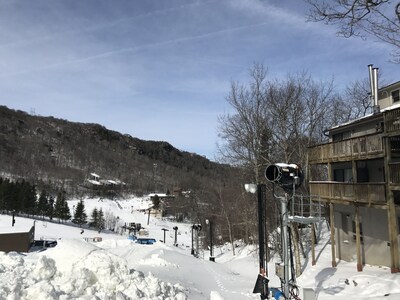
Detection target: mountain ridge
<box><xmin>0</xmin><ymin>105</ymin><xmax>232</xmax><ymax>196</ymax></box>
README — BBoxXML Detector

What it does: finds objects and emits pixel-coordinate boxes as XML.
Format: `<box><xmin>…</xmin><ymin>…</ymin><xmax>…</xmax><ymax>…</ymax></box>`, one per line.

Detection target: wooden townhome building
<box><xmin>308</xmin><ymin>65</ymin><xmax>400</xmax><ymax>273</ymax></box>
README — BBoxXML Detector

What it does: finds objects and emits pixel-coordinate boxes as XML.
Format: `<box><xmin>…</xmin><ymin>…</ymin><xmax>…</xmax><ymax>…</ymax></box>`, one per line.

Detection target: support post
<box><xmin>282</xmin><ymin>194</ymin><xmax>289</xmax><ymax>298</ymax></box>
<box><xmin>311</xmin><ymin>223</ymin><xmax>316</xmax><ymax>266</ymax></box>
<box><xmin>291</xmin><ymin>223</ymin><xmax>302</xmax><ymax>277</ymax></box>
<box><xmin>355</xmin><ymin>206</ymin><xmax>363</xmax><ymax>272</ymax></box>
<box><xmin>384</xmin><ymin>136</ymin><xmax>399</xmax><ymax>272</ymax></box>
<box><xmin>329</xmin><ymin>202</ymin><xmax>337</xmax><ymax>268</ymax></box>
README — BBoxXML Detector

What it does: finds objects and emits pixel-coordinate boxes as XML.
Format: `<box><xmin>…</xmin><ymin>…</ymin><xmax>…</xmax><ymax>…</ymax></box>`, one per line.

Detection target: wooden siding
<box><xmin>309</xmin><ymin>134</ymin><xmax>383</xmax><ymax>164</ymax></box>
<box><xmin>309</xmin><ymin>182</ymin><xmax>386</xmax><ymax>205</ymax></box>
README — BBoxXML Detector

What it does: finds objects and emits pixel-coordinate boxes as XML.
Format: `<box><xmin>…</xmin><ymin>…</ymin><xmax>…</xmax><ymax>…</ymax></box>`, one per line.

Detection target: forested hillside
<box><xmin>0</xmin><ymin>105</ymin><xmax>234</xmax><ymax>196</ymax></box>
<box><xmin>0</xmin><ymin>106</ymin><xmax>258</xmax><ymax>245</ymax></box>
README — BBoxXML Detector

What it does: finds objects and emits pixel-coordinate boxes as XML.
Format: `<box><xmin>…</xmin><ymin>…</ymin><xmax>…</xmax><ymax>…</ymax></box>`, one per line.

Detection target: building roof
<box><xmin>329</xmin><ymin>101</ymin><xmax>400</xmax><ymax>133</ymax></box>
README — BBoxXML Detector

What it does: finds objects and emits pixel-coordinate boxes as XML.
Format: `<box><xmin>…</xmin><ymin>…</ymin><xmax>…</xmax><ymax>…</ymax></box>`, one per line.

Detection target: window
<box><xmin>392</xmin><ymin>90</ymin><xmax>400</xmax><ymax>103</ymax></box>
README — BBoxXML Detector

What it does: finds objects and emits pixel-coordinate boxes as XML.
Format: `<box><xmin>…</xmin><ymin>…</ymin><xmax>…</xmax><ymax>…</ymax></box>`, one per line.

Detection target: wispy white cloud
<box><xmin>0</xmin><ymin>19</ymin><xmax>271</xmax><ymax>78</ymax></box>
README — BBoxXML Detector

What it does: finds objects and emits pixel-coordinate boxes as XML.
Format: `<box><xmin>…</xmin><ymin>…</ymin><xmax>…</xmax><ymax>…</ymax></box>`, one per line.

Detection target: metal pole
<box><xmin>173</xmin><ymin>226</ymin><xmax>178</xmax><ymax>246</ymax></box>
<box><xmin>257</xmin><ymin>184</ymin><xmax>266</xmax><ymax>275</ymax></box>
<box><xmin>258</xmin><ymin>184</ymin><xmax>269</xmax><ymax>299</ymax></box>
<box><xmin>162</xmin><ymin>228</ymin><xmax>168</xmax><ymax>243</ymax></box>
<box><xmin>196</xmin><ymin>226</ymin><xmax>200</xmax><ymax>257</ymax></box>
<box><xmin>209</xmin><ymin>221</ymin><xmax>215</xmax><ymax>261</ymax></box>
<box><xmin>191</xmin><ymin>226</ymin><xmax>195</xmax><ymax>255</ymax></box>
<box><xmin>282</xmin><ymin>194</ymin><xmax>289</xmax><ymax>298</ymax></box>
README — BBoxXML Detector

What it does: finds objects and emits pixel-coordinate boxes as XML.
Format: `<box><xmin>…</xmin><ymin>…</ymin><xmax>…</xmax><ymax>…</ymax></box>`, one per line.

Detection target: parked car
<box><xmin>29</xmin><ymin>240</ymin><xmax>58</xmax><ymax>252</ymax></box>
<box><xmin>135</xmin><ymin>238</ymin><xmax>156</xmax><ymax>245</ymax></box>
<box><xmin>32</xmin><ymin>240</ymin><xmax>57</xmax><ymax>248</ymax></box>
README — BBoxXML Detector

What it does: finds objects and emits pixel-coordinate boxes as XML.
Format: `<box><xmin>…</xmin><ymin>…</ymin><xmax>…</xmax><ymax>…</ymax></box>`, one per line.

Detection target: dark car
<box><xmin>136</xmin><ymin>238</ymin><xmax>156</xmax><ymax>245</ymax></box>
<box><xmin>32</xmin><ymin>240</ymin><xmax>57</xmax><ymax>248</ymax></box>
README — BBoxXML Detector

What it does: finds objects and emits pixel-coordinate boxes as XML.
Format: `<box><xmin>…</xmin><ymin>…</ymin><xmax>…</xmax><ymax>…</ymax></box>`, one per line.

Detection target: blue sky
<box><xmin>1</xmin><ymin>0</ymin><xmax>399</xmax><ymax>160</ymax></box>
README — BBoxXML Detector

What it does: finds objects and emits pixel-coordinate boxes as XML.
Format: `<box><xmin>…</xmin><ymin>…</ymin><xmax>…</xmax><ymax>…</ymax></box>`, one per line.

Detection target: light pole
<box><xmin>161</xmin><ymin>228</ymin><xmax>169</xmax><ymax>243</ymax></box>
<box><xmin>191</xmin><ymin>224</ymin><xmax>201</xmax><ymax>256</ymax></box>
<box><xmin>205</xmin><ymin>219</ymin><xmax>215</xmax><ymax>262</ymax></box>
<box><xmin>173</xmin><ymin>226</ymin><xmax>178</xmax><ymax>246</ymax></box>
<box><xmin>147</xmin><ymin>208</ymin><xmax>151</xmax><ymax>225</ymax></box>
<box><xmin>245</xmin><ymin>183</ymin><xmax>269</xmax><ymax>299</ymax></box>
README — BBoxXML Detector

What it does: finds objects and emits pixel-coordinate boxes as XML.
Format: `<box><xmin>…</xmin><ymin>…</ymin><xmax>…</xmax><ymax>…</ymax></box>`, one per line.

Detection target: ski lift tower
<box><xmin>265</xmin><ymin>163</ymin><xmax>321</xmax><ymax>299</ymax></box>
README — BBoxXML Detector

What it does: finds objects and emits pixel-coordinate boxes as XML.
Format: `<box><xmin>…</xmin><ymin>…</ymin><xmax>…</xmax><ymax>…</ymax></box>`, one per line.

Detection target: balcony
<box><xmin>384</xmin><ymin>107</ymin><xmax>400</xmax><ymax>135</ymax></box>
<box><xmin>309</xmin><ymin>134</ymin><xmax>384</xmax><ymax>164</ymax></box>
<box><xmin>309</xmin><ymin>181</ymin><xmax>386</xmax><ymax>205</ymax></box>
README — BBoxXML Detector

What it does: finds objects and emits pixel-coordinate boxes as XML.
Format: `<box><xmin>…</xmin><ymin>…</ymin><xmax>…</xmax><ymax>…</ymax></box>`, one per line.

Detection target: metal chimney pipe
<box><xmin>373</xmin><ymin>67</ymin><xmax>380</xmax><ymax>114</ymax></box>
<box><xmin>368</xmin><ymin>64</ymin><xmax>374</xmax><ymax>99</ymax></box>
<box><xmin>373</xmin><ymin>68</ymin><xmax>378</xmax><ymax>105</ymax></box>
<box><xmin>368</xmin><ymin>64</ymin><xmax>375</xmax><ymax>106</ymax></box>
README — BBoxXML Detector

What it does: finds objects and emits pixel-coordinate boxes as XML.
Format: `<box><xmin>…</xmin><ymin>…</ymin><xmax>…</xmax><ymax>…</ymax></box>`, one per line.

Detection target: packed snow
<box><xmin>0</xmin><ymin>196</ymin><xmax>399</xmax><ymax>299</ymax></box>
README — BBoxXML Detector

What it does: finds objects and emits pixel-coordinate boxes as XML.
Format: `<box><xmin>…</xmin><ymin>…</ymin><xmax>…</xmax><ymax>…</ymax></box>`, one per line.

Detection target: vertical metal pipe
<box><xmin>257</xmin><ymin>184</ymin><xmax>266</xmax><ymax>275</ymax></box>
<box><xmin>282</xmin><ymin>195</ymin><xmax>289</xmax><ymax>298</ymax></box>
<box><xmin>196</xmin><ymin>226</ymin><xmax>201</xmax><ymax>257</ymax></box>
<box><xmin>210</xmin><ymin>221</ymin><xmax>212</xmax><ymax>256</ymax></box>
<box><xmin>209</xmin><ymin>221</ymin><xmax>214</xmax><ymax>261</ymax></box>
<box><xmin>373</xmin><ymin>67</ymin><xmax>379</xmax><ymax>107</ymax></box>
<box><xmin>368</xmin><ymin>64</ymin><xmax>374</xmax><ymax>103</ymax></box>
<box><xmin>191</xmin><ymin>226</ymin><xmax>194</xmax><ymax>255</ymax></box>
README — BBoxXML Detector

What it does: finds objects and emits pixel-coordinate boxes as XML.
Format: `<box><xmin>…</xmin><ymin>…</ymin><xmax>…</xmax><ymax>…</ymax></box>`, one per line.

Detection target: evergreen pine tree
<box><xmin>16</xmin><ymin>181</ymin><xmax>24</xmax><ymax>212</ymax></box>
<box><xmin>37</xmin><ymin>190</ymin><xmax>48</xmax><ymax>219</ymax></box>
<box><xmin>152</xmin><ymin>194</ymin><xmax>160</xmax><ymax>209</ymax></box>
<box><xmin>73</xmin><ymin>200</ymin><xmax>87</xmax><ymax>227</ymax></box>
<box><xmin>0</xmin><ymin>177</ymin><xmax>4</xmax><ymax>210</ymax></box>
<box><xmin>90</xmin><ymin>208</ymin><xmax>98</xmax><ymax>228</ymax></box>
<box><xmin>25</xmin><ymin>184</ymin><xmax>37</xmax><ymax>216</ymax></box>
<box><xmin>54</xmin><ymin>192</ymin><xmax>64</xmax><ymax>223</ymax></box>
<box><xmin>47</xmin><ymin>195</ymin><xmax>55</xmax><ymax>220</ymax></box>
<box><xmin>61</xmin><ymin>200</ymin><xmax>71</xmax><ymax>222</ymax></box>
<box><xmin>97</xmin><ymin>208</ymin><xmax>105</xmax><ymax>232</ymax></box>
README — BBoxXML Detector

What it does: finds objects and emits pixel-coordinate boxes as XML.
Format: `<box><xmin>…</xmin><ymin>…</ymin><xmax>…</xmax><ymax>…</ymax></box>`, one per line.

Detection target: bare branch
<box><xmin>306</xmin><ymin>0</ymin><xmax>400</xmax><ymax>62</ymax></box>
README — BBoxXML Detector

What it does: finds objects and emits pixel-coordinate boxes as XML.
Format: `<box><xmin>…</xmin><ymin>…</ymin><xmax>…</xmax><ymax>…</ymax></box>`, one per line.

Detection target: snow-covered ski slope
<box><xmin>1</xmin><ymin>196</ymin><xmax>399</xmax><ymax>299</ymax></box>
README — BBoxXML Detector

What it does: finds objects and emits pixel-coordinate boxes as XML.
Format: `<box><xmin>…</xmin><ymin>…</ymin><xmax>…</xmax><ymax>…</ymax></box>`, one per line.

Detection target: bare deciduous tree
<box><xmin>218</xmin><ymin>66</ymin><xmax>342</xmax><ymax>173</ymax></box>
<box><xmin>306</xmin><ymin>0</ymin><xmax>400</xmax><ymax>62</ymax></box>
<box><xmin>217</xmin><ymin>63</ymin><xmax>272</xmax><ymax>183</ymax></box>
<box><xmin>217</xmin><ymin>64</ymin><xmax>346</xmax><ymax>260</ymax></box>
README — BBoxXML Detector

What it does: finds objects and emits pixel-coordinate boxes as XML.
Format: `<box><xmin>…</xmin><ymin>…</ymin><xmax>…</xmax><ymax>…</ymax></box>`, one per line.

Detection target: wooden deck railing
<box><xmin>384</xmin><ymin>107</ymin><xmax>400</xmax><ymax>134</ymax></box>
<box><xmin>309</xmin><ymin>134</ymin><xmax>383</xmax><ymax>164</ymax></box>
<box><xmin>309</xmin><ymin>181</ymin><xmax>386</xmax><ymax>205</ymax></box>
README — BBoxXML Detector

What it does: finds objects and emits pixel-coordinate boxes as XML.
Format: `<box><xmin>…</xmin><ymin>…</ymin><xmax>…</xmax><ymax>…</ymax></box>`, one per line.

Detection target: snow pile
<box><xmin>138</xmin><ymin>251</ymin><xmax>179</xmax><ymax>268</ymax></box>
<box><xmin>0</xmin><ymin>239</ymin><xmax>187</xmax><ymax>300</ymax></box>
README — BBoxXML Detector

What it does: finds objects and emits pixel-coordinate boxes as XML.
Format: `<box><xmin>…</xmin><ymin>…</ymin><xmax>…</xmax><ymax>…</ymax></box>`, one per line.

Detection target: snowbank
<box><xmin>0</xmin><ymin>239</ymin><xmax>187</xmax><ymax>300</ymax></box>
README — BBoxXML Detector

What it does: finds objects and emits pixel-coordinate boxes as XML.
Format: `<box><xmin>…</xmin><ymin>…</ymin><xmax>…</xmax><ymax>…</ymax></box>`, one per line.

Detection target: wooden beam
<box><xmin>387</xmin><ymin>197</ymin><xmax>400</xmax><ymax>273</ymax></box>
<box><xmin>330</xmin><ymin>202</ymin><xmax>337</xmax><ymax>267</ymax></box>
<box><xmin>355</xmin><ymin>206</ymin><xmax>363</xmax><ymax>272</ymax></box>
<box><xmin>311</xmin><ymin>223</ymin><xmax>316</xmax><ymax>266</ymax></box>
<box><xmin>384</xmin><ymin>135</ymin><xmax>400</xmax><ymax>273</ymax></box>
